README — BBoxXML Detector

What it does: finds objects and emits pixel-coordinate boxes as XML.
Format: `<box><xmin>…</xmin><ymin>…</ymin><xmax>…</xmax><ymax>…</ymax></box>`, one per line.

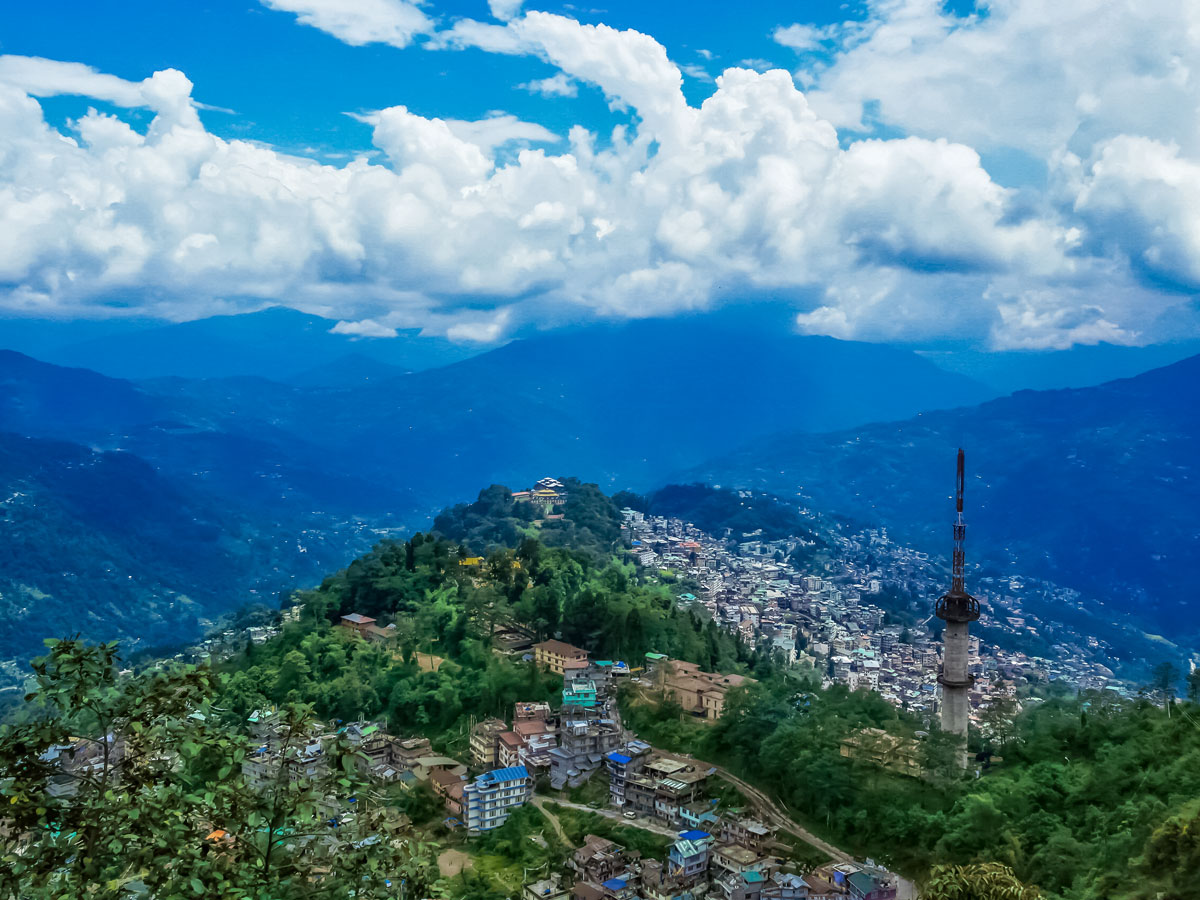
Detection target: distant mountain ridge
<box><xmin>689</xmin><ymin>352</ymin><xmax>1200</xmax><ymax>640</ymax></box>
<box><xmin>0</xmin><ymin>431</ymin><xmax>378</xmax><ymax>680</ymax></box>
<box><xmin>0</xmin><ymin>307</ymin><xmax>479</xmax><ymax>383</ymax></box>
<box><xmin>2</xmin><ymin>317</ymin><xmax>998</xmax><ymax>503</ymax></box>
<box><xmin>0</xmin><ymin>320</ymin><xmax>998</xmax><ymax>667</ymax></box>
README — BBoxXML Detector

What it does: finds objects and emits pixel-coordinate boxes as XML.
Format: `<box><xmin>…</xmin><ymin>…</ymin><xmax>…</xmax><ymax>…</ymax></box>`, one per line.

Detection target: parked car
<box><xmin>623</xmin><ymin>811</ymin><xmax>637</xmax><ymax>819</ymax></box>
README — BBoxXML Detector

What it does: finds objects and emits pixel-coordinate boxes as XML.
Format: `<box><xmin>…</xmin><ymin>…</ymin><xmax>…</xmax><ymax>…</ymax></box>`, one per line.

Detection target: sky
<box><xmin>1</xmin><ymin>0</ymin><xmax>1199</xmax><ymax>350</ymax></box>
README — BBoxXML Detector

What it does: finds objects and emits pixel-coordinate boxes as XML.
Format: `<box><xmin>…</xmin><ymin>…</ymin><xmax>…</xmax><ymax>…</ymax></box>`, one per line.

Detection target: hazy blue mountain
<box><xmin>0</xmin><ymin>352</ymin><xmax>420</xmax><ymax>517</ymax></box>
<box><xmin>0</xmin><ymin>319</ymin><xmax>1001</xmax><ymax>664</ymax></box>
<box><xmin>326</xmin><ymin>316</ymin><xmax>997</xmax><ymax>493</ymax></box>
<box><xmin>284</xmin><ymin>352</ymin><xmax>411</xmax><ymax>387</ymax></box>
<box><xmin>0</xmin><ymin>431</ymin><xmax>380</xmax><ymax>677</ymax></box>
<box><xmin>689</xmin><ymin>354</ymin><xmax>1200</xmax><ymax>639</ymax></box>
<box><xmin>0</xmin><ymin>315</ymin><xmax>158</xmax><ymax>361</ymax></box>
<box><xmin>0</xmin><ymin>350</ymin><xmax>167</xmax><ymax>437</ymax></box>
<box><xmin>920</xmin><ymin>340</ymin><xmax>1200</xmax><ymax>393</ymax></box>
<box><xmin>0</xmin><ymin>307</ymin><xmax>479</xmax><ymax>382</ymax></box>
<box><xmin>2</xmin><ymin>317</ymin><xmax>997</xmax><ymax>505</ymax></box>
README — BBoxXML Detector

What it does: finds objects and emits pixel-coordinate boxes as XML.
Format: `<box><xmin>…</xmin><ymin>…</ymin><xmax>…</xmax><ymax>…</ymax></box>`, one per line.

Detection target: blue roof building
<box><xmin>462</xmin><ymin>765</ymin><xmax>531</xmax><ymax>833</ymax></box>
<box><xmin>668</xmin><ymin>830</ymin><xmax>712</xmax><ymax>885</ymax></box>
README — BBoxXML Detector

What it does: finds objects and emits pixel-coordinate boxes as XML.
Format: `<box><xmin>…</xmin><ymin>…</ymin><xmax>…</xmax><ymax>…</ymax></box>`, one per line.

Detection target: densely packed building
<box><xmin>622</xmin><ymin>506</ymin><xmax>1129</xmax><ymax>733</ymax></box>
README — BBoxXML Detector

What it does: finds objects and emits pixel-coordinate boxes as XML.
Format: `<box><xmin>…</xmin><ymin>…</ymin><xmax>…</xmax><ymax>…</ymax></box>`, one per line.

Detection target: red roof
<box><xmin>534</xmin><ymin>639</ymin><xmax>587</xmax><ymax>658</ymax></box>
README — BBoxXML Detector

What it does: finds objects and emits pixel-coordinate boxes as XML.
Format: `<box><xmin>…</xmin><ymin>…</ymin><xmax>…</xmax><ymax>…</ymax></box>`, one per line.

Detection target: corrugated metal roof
<box><xmin>671</xmin><ymin>840</ymin><xmax>708</xmax><ymax>858</ymax></box>
<box><xmin>479</xmin><ymin>765</ymin><xmax>529</xmax><ymax>784</ymax></box>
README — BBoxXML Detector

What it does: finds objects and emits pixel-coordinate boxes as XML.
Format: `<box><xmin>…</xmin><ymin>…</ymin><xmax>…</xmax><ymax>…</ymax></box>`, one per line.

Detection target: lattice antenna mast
<box><xmin>936</xmin><ymin>448</ymin><xmax>979</xmax><ymax>623</ymax></box>
<box><xmin>952</xmin><ymin>448</ymin><xmax>967</xmax><ymax>596</ymax></box>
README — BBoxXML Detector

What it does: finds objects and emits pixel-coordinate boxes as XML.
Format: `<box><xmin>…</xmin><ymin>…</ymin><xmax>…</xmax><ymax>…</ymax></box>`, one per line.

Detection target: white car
<box><xmin>623</xmin><ymin>811</ymin><xmax>637</xmax><ymax>819</ymax></box>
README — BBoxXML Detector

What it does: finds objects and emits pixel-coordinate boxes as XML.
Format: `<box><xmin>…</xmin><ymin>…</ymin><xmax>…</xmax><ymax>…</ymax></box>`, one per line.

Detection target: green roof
<box><xmin>847</xmin><ymin>871</ymin><xmax>880</xmax><ymax>893</ymax></box>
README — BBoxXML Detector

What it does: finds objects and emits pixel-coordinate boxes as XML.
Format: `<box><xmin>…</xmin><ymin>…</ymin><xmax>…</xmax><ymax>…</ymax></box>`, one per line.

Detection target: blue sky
<box><xmin>4</xmin><ymin>0</ymin><xmax>860</xmax><ymax>157</ymax></box>
<box><xmin>0</xmin><ymin>0</ymin><xmax>1197</xmax><ymax>351</ymax></box>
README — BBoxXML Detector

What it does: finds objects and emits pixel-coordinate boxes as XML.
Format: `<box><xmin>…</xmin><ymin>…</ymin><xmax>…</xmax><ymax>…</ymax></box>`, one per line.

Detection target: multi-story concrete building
<box><xmin>667</xmin><ymin>831</ymin><xmax>713</xmax><ymax>885</ymax></box>
<box><xmin>550</xmin><ymin>711</ymin><xmax>623</xmax><ymax>789</ymax></box>
<box><xmin>534</xmin><ymin>639</ymin><xmax>589</xmax><ymax>675</ymax></box>
<box><xmin>564</xmin><ymin>678</ymin><xmax>598</xmax><ymax>708</ymax></box>
<box><xmin>606</xmin><ymin>740</ymin><xmax>652</xmax><ymax>807</ymax></box>
<box><xmin>470</xmin><ymin>717</ymin><xmax>508</xmax><ymax>768</ymax></box>
<box><xmin>608</xmin><ymin>746</ymin><xmax>715</xmax><ymax>826</ymax></box>
<box><xmin>462</xmin><ymin>765</ymin><xmax>532</xmax><ymax>833</ymax></box>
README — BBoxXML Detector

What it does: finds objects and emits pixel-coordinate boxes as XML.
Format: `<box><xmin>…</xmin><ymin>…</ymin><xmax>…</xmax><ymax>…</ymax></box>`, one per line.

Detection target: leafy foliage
<box><xmin>219</xmin><ymin>512</ymin><xmax>749</xmax><ymax>740</ymax></box>
<box><xmin>0</xmin><ymin>639</ymin><xmax>439</xmax><ymax>899</ymax></box>
<box><xmin>628</xmin><ymin>669</ymin><xmax>1200</xmax><ymax>899</ymax></box>
<box><xmin>925</xmin><ymin>863</ymin><xmax>1040</xmax><ymax>900</ymax></box>
<box><xmin>543</xmin><ymin>801</ymin><xmax>673</xmax><ymax>860</ymax></box>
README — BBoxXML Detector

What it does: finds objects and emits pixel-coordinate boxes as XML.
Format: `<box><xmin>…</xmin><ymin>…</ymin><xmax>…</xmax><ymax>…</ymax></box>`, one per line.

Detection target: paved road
<box><xmin>540</xmin><ymin>784</ymin><xmax>917</xmax><ymax>898</ymax></box>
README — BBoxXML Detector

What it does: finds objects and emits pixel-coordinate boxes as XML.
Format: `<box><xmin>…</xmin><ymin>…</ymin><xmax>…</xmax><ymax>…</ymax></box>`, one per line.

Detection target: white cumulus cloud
<box><xmin>1</xmin><ymin>2</ymin><xmax>1199</xmax><ymax>349</ymax></box>
<box><xmin>260</xmin><ymin>0</ymin><xmax>432</xmax><ymax>48</ymax></box>
<box><xmin>517</xmin><ymin>73</ymin><xmax>577</xmax><ymax>97</ymax></box>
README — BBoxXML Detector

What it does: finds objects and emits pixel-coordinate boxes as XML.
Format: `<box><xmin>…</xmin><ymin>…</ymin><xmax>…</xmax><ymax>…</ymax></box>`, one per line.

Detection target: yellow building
<box><xmin>532</xmin><ymin>639</ymin><xmax>588</xmax><ymax>675</ymax></box>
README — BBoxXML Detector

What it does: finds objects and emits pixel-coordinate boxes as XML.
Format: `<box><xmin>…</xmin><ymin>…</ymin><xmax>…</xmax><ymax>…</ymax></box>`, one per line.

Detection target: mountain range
<box><xmin>6</xmin><ymin>305</ymin><xmax>1196</xmax><ymax>391</ymax></box>
<box><xmin>0</xmin><ymin>430</ymin><xmax>370</xmax><ymax>681</ymax></box>
<box><xmin>690</xmin><ymin>354</ymin><xmax>1200</xmax><ymax>641</ymax></box>
<box><xmin>0</xmin><ymin>307</ymin><xmax>478</xmax><ymax>383</ymax></box>
<box><xmin>2</xmin><ymin>311</ymin><xmax>1199</xmax><ymax>670</ymax></box>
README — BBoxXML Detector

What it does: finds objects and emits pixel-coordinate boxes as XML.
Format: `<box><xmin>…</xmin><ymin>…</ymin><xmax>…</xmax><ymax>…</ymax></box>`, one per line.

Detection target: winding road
<box><xmin>709</xmin><ymin>765</ymin><xmax>917</xmax><ymax>899</ymax></box>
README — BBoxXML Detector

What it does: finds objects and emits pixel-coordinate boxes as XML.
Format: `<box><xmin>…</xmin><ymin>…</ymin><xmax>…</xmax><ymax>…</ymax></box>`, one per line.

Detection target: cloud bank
<box><xmin>0</xmin><ymin>0</ymin><xmax>1198</xmax><ymax>350</ymax></box>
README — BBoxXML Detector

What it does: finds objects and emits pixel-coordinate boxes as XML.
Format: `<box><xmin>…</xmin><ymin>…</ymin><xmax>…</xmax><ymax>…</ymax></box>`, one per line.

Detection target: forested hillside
<box><xmin>629</xmin><ymin>676</ymin><xmax>1200</xmax><ymax>900</ymax></box>
<box><xmin>6</xmin><ymin>479</ymin><xmax>1200</xmax><ymax>899</ymax></box>
<box><xmin>0</xmin><ymin>431</ymin><xmax>376</xmax><ymax>682</ymax></box>
<box><xmin>219</xmin><ymin>481</ymin><xmax>750</xmax><ymax>731</ymax></box>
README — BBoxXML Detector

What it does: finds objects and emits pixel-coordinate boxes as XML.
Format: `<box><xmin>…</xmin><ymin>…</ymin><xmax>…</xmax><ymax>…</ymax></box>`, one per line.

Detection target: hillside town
<box><xmin>620</xmin><ymin>505</ymin><xmax>1132</xmax><ymax>734</ymax></box>
<box><xmin>13</xmin><ymin>477</ymin><xmax>1189</xmax><ymax>899</ymax></box>
<box><xmin>236</xmin><ymin>635</ymin><xmax>905</xmax><ymax>900</ymax></box>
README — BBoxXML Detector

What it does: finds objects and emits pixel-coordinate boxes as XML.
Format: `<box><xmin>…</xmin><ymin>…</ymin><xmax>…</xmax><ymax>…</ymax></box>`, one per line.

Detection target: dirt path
<box><xmin>438</xmin><ymin>848</ymin><xmax>472</xmax><ymax>877</ymax></box>
<box><xmin>541</xmin><ymin>795</ymin><xmax>681</xmax><ymax>839</ymax></box>
<box><xmin>531</xmin><ymin>796</ymin><xmax>570</xmax><ymax>844</ymax></box>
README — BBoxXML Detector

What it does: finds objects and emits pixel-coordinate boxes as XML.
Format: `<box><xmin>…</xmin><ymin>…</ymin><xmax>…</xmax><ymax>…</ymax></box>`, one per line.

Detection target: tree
<box><xmin>1152</xmin><ymin>661</ymin><xmax>1178</xmax><ymax>711</ymax></box>
<box><xmin>979</xmin><ymin>690</ymin><xmax>1019</xmax><ymax>752</ymax></box>
<box><xmin>1187</xmin><ymin>668</ymin><xmax>1200</xmax><ymax>704</ymax></box>
<box><xmin>924</xmin><ymin>863</ymin><xmax>1040</xmax><ymax>899</ymax></box>
<box><xmin>0</xmin><ymin>639</ymin><xmax>439</xmax><ymax>900</ymax></box>
<box><xmin>920</xmin><ymin>728</ymin><xmax>964</xmax><ymax>788</ymax></box>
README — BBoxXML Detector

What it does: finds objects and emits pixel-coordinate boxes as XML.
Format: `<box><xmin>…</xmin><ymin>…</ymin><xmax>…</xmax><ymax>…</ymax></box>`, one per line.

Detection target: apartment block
<box><xmin>462</xmin><ymin>765</ymin><xmax>532</xmax><ymax>833</ymax></box>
